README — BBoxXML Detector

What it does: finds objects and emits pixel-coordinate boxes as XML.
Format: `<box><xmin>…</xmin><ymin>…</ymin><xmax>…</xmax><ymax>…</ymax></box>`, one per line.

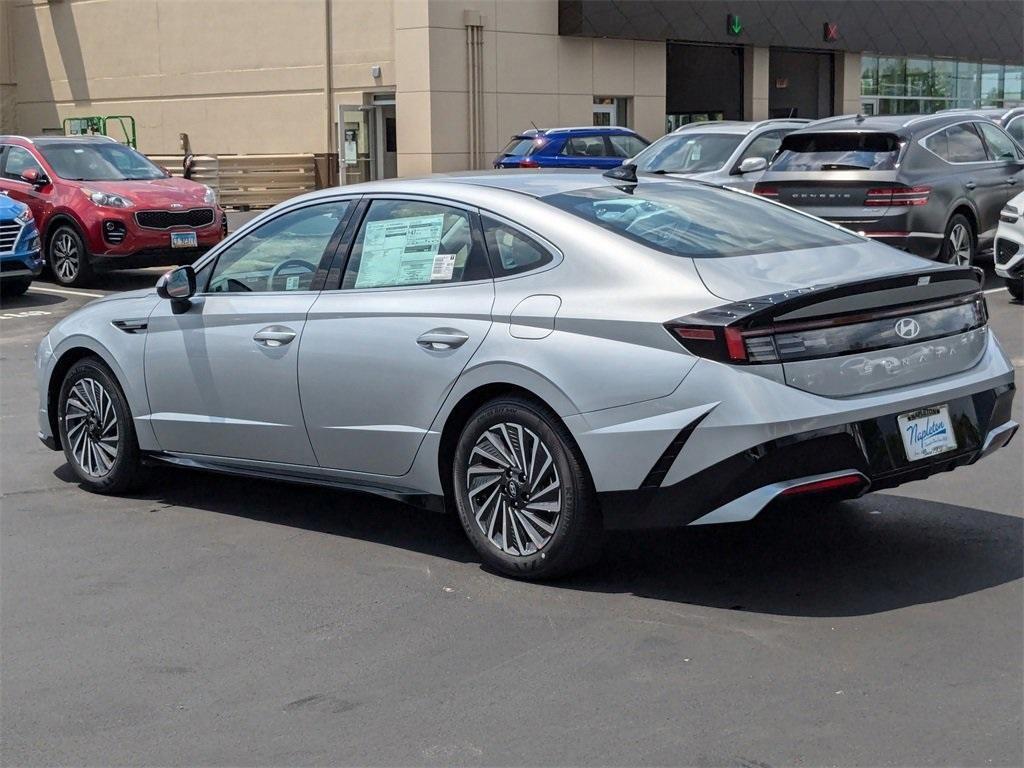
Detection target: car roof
<box><xmin>288</xmin><ymin>169</ymin><xmax>692</xmax><ymax>204</ymax></box>
<box><xmin>789</xmin><ymin>112</ymin><xmax>990</xmax><ymax>137</ymax></box>
<box><xmin>516</xmin><ymin>126</ymin><xmax>638</xmax><ymax>138</ymax></box>
<box><xmin>671</xmin><ymin>119</ymin><xmax>812</xmax><ymax>135</ymax></box>
<box><xmin>0</xmin><ymin>134</ymin><xmax>121</xmax><ymax>146</ymax></box>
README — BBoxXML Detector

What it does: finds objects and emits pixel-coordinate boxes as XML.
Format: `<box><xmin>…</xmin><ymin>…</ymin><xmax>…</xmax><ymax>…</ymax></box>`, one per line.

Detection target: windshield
<box><xmin>37</xmin><ymin>142</ymin><xmax>167</xmax><ymax>181</ymax></box>
<box><xmin>542</xmin><ymin>183</ymin><xmax>861</xmax><ymax>258</ymax></box>
<box><xmin>633</xmin><ymin>133</ymin><xmax>744</xmax><ymax>173</ymax></box>
<box><xmin>771</xmin><ymin>132</ymin><xmax>902</xmax><ymax>171</ymax></box>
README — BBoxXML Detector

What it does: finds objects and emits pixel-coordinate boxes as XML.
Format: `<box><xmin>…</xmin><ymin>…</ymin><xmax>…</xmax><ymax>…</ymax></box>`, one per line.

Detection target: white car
<box><xmin>994</xmin><ymin>190</ymin><xmax>1024</xmax><ymax>301</ymax></box>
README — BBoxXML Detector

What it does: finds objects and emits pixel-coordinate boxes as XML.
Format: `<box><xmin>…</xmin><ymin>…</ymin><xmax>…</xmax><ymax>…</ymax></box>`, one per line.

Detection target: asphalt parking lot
<box><xmin>2</xmin><ymin>257</ymin><xmax>1022</xmax><ymax>766</ymax></box>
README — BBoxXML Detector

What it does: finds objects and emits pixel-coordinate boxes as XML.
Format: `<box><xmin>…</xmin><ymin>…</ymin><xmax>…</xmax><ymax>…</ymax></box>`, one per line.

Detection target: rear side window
<box><xmin>772</xmin><ymin>132</ymin><xmax>902</xmax><ymax>171</ymax></box>
<box><xmin>342</xmin><ymin>200</ymin><xmax>491</xmax><ymax>289</ymax></box>
<box><xmin>501</xmin><ymin>138</ymin><xmax>536</xmax><ymax>156</ymax></box>
<box><xmin>543</xmin><ymin>184</ymin><xmax>861</xmax><ymax>258</ymax></box>
<box><xmin>923</xmin><ymin>123</ymin><xmax>989</xmax><ymax>163</ymax></box>
<box><xmin>608</xmin><ymin>134</ymin><xmax>648</xmax><ymax>158</ymax></box>
<box><xmin>481</xmin><ymin>216</ymin><xmax>554</xmax><ymax>276</ymax></box>
<box><xmin>1006</xmin><ymin>116</ymin><xmax>1024</xmax><ymax>145</ymax></box>
<box><xmin>976</xmin><ymin>122</ymin><xmax>1020</xmax><ymax>161</ymax></box>
<box><xmin>564</xmin><ymin>136</ymin><xmax>608</xmax><ymax>157</ymax></box>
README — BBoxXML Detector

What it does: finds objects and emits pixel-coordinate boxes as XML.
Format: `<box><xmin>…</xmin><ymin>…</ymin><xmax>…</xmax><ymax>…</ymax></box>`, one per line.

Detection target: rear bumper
<box><xmin>599</xmin><ymin>384</ymin><xmax>1016</xmax><ymax>529</ymax></box>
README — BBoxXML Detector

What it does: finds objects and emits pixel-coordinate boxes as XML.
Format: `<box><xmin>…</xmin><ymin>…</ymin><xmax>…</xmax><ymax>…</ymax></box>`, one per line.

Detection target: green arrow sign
<box><xmin>727</xmin><ymin>13</ymin><xmax>742</xmax><ymax>36</ymax></box>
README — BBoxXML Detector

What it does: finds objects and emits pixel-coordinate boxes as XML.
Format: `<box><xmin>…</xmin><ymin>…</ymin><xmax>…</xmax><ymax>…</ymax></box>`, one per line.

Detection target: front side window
<box><xmin>543</xmin><ymin>183</ymin><xmax>861</xmax><ymax>259</ymax></box>
<box><xmin>632</xmin><ymin>133</ymin><xmax>744</xmax><ymax>174</ymax></box>
<box><xmin>924</xmin><ymin>123</ymin><xmax>989</xmax><ymax>163</ymax></box>
<box><xmin>342</xmin><ymin>200</ymin><xmax>490</xmax><ymax>289</ymax></box>
<box><xmin>738</xmin><ymin>131</ymin><xmax>785</xmax><ymax>165</ymax></box>
<box><xmin>608</xmin><ymin>134</ymin><xmax>648</xmax><ymax>158</ymax></box>
<box><xmin>772</xmin><ymin>132</ymin><xmax>901</xmax><ymax>171</ymax></box>
<box><xmin>482</xmin><ymin>216</ymin><xmax>554</xmax><ymax>276</ymax></box>
<box><xmin>37</xmin><ymin>142</ymin><xmax>166</xmax><ymax>181</ymax></box>
<box><xmin>206</xmin><ymin>201</ymin><xmax>350</xmax><ymax>293</ymax></box>
<box><xmin>2</xmin><ymin>146</ymin><xmax>44</xmax><ymax>180</ymax></box>
<box><xmin>564</xmin><ymin>136</ymin><xmax>608</xmax><ymax>158</ymax></box>
<box><xmin>976</xmin><ymin>121</ymin><xmax>1020</xmax><ymax>161</ymax></box>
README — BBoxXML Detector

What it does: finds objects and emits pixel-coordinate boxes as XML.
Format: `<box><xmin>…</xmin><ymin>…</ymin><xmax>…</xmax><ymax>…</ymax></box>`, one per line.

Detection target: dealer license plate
<box><xmin>170</xmin><ymin>231</ymin><xmax>198</xmax><ymax>249</ymax></box>
<box><xmin>897</xmin><ymin>405</ymin><xmax>957</xmax><ymax>462</ymax></box>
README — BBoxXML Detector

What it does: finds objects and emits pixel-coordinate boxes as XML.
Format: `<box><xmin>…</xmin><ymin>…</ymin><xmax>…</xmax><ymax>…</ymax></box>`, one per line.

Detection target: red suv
<box><xmin>0</xmin><ymin>135</ymin><xmax>225</xmax><ymax>286</ymax></box>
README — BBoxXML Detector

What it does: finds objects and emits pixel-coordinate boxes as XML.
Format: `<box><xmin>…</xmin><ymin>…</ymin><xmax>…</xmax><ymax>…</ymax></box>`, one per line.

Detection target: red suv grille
<box><xmin>135</xmin><ymin>208</ymin><xmax>215</xmax><ymax>230</ymax></box>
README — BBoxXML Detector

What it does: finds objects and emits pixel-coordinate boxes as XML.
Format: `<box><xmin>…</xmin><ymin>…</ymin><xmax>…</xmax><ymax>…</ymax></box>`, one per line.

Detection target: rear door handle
<box><xmin>1008</xmin><ymin>177</ymin><xmax>1019</xmax><ymax>185</ymax></box>
<box><xmin>964</xmin><ymin>179</ymin><xmax>977</xmax><ymax>190</ymax></box>
<box><xmin>253</xmin><ymin>325</ymin><xmax>297</xmax><ymax>347</ymax></box>
<box><xmin>417</xmin><ymin>328</ymin><xmax>469</xmax><ymax>350</ymax></box>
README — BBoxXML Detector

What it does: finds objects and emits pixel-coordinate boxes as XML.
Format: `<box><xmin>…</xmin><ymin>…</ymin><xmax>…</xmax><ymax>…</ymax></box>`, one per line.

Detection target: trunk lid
<box><xmin>683</xmin><ymin>252</ymin><xmax>987</xmax><ymax>397</ymax></box>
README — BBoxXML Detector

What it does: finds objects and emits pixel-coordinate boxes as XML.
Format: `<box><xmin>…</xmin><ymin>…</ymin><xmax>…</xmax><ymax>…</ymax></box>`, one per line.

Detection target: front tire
<box><xmin>452</xmin><ymin>396</ymin><xmax>603</xmax><ymax>580</ymax></box>
<box><xmin>58</xmin><ymin>357</ymin><xmax>146</xmax><ymax>494</ymax></box>
<box><xmin>1006</xmin><ymin>277</ymin><xmax>1023</xmax><ymax>302</ymax></box>
<box><xmin>49</xmin><ymin>224</ymin><xmax>93</xmax><ymax>287</ymax></box>
<box><xmin>940</xmin><ymin>214</ymin><xmax>976</xmax><ymax>266</ymax></box>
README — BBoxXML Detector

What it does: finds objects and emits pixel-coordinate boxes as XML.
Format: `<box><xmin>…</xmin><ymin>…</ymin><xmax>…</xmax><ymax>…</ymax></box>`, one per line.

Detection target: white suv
<box><xmin>994</xmin><ymin>190</ymin><xmax>1024</xmax><ymax>301</ymax></box>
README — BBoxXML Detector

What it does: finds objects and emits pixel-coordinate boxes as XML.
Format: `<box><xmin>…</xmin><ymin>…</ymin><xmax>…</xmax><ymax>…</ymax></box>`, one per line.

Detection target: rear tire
<box><xmin>940</xmin><ymin>214</ymin><xmax>976</xmax><ymax>266</ymax></box>
<box><xmin>1007</xmin><ymin>277</ymin><xmax>1024</xmax><ymax>301</ymax></box>
<box><xmin>452</xmin><ymin>396</ymin><xmax>603</xmax><ymax>580</ymax></box>
<box><xmin>58</xmin><ymin>357</ymin><xmax>147</xmax><ymax>494</ymax></box>
<box><xmin>48</xmin><ymin>224</ymin><xmax>94</xmax><ymax>287</ymax></box>
<box><xmin>0</xmin><ymin>277</ymin><xmax>32</xmax><ymax>299</ymax></box>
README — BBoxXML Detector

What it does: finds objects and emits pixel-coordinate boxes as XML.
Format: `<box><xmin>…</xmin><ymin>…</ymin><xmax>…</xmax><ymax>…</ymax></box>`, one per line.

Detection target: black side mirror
<box><xmin>156</xmin><ymin>265</ymin><xmax>196</xmax><ymax>305</ymax></box>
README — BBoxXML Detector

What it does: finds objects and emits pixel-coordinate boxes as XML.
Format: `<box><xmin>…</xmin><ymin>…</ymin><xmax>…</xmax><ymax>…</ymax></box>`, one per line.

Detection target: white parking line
<box><xmin>27</xmin><ymin>285</ymin><xmax>105</xmax><ymax>299</ymax></box>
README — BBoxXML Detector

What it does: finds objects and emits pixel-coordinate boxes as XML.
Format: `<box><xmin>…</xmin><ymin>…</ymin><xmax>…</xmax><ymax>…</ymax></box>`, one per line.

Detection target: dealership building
<box><xmin>1</xmin><ymin>0</ymin><xmax>1021</xmax><ymax>183</ymax></box>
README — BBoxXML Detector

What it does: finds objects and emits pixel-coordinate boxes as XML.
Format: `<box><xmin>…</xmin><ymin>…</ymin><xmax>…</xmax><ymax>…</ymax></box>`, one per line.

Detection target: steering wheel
<box><xmin>269</xmin><ymin>258</ymin><xmax>318</xmax><ymax>288</ymax></box>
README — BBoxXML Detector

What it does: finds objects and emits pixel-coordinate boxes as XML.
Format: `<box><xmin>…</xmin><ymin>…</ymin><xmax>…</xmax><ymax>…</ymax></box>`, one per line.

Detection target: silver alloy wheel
<box><xmin>948</xmin><ymin>222</ymin><xmax>972</xmax><ymax>265</ymax></box>
<box><xmin>64</xmin><ymin>377</ymin><xmax>119</xmax><ymax>478</ymax></box>
<box><xmin>52</xmin><ymin>232</ymin><xmax>80</xmax><ymax>283</ymax></box>
<box><xmin>466</xmin><ymin>422</ymin><xmax>562</xmax><ymax>556</ymax></box>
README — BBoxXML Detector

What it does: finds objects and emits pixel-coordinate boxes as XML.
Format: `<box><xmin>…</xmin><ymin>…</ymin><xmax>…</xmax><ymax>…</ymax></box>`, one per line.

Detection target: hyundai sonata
<box><xmin>36</xmin><ymin>170</ymin><xmax>1017</xmax><ymax>578</ymax></box>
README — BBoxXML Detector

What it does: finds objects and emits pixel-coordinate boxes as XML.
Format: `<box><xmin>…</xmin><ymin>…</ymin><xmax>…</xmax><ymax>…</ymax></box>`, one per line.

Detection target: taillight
<box><xmin>666</xmin><ymin>291</ymin><xmax>987</xmax><ymax>365</ymax></box>
<box><xmin>753</xmin><ymin>185</ymin><xmax>778</xmax><ymax>198</ymax></box>
<box><xmin>518</xmin><ymin>157</ymin><xmax>540</xmax><ymax>168</ymax></box>
<box><xmin>864</xmin><ymin>186</ymin><xmax>931</xmax><ymax>206</ymax></box>
<box><xmin>780</xmin><ymin>473</ymin><xmax>867</xmax><ymax>497</ymax></box>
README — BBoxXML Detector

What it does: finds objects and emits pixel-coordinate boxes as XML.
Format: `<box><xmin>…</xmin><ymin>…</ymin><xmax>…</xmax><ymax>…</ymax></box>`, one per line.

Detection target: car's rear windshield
<box><xmin>501</xmin><ymin>138</ymin><xmax>539</xmax><ymax>157</ymax></box>
<box><xmin>771</xmin><ymin>132</ymin><xmax>903</xmax><ymax>171</ymax></box>
<box><xmin>542</xmin><ymin>183</ymin><xmax>861</xmax><ymax>258</ymax></box>
<box><xmin>38</xmin><ymin>142</ymin><xmax>167</xmax><ymax>181</ymax></box>
<box><xmin>633</xmin><ymin>133</ymin><xmax>745</xmax><ymax>173</ymax></box>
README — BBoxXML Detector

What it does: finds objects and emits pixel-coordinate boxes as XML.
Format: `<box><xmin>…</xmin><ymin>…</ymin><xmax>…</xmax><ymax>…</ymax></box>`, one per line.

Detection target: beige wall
<box><xmin>395</xmin><ymin>0</ymin><xmax>665</xmax><ymax>176</ymax></box>
<box><xmin>834</xmin><ymin>51</ymin><xmax>863</xmax><ymax>116</ymax></box>
<box><xmin>0</xmin><ymin>0</ymin><xmax>15</xmax><ymax>133</ymax></box>
<box><xmin>8</xmin><ymin>0</ymin><xmax>395</xmax><ymax>155</ymax></box>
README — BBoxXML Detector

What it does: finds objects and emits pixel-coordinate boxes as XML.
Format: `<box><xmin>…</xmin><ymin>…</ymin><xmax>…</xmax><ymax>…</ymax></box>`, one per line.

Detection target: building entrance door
<box><xmin>338</xmin><ymin>100</ymin><xmax>398</xmax><ymax>184</ymax></box>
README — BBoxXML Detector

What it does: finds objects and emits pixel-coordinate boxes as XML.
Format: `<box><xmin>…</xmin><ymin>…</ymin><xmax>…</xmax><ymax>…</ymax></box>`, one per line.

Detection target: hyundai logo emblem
<box><xmin>895</xmin><ymin>318</ymin><xmax>921</xmax><ymax>340</ymax></box>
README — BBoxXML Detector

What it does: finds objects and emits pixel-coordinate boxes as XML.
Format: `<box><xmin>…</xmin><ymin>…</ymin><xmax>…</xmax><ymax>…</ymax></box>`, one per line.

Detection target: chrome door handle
<box><xmin>964</xmin><ymin>180</ymin><xmax>977</xmax><ymax>190</ymax></box>
<box><xmin>253</xmin><ymin>326</ymin><xmax>297</xmax><ymax>347</ymax></box>
<box><xmin>417</xmin><ymin>328</ymin><xmax>469</xmax><ymax>350</ymax></box>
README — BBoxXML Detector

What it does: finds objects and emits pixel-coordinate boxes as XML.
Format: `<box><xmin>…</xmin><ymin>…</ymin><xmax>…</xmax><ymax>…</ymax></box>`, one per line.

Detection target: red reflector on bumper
<box><xmin>780</xmin><ymin>473</ymin><xmax>866</xmax><ymax>496</ymax></box>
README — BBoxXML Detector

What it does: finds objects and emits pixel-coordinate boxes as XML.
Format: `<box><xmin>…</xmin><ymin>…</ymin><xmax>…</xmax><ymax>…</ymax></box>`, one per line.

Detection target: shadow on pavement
<box><xmin>56</xmin><ymin>462</ymin><xmax>1023</xmax><ymax>619</ymax></box>
<box><xmin>2</xmin><ymin>291</ymin><xmax>66</xmax><ymax>309</ymax></box>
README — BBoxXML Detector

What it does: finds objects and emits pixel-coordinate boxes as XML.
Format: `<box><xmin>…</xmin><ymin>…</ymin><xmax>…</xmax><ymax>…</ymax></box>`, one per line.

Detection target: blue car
<box><xmin>1</xmin><ymin>194</ymin><xmax>43</xmax><ymax>299</ymax></box>
<box><xmin>493</xmin><ymin>126</ymin><xmax>650</xmax><ymax>170</ymax></box>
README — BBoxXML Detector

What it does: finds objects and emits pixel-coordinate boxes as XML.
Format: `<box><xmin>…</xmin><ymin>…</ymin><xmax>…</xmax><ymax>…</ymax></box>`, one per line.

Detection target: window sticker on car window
<box><xmin>356</xmin><ymin>213</ymin><xmax>444</xmax><ymax>288</ymax></box>
<box><xmin>285</xmin><ymin>275</ymin><xmax>300</xmax><ymax>291</ymax></box>
<box><xmin>430</xmin><ymin>253</ymin><xmax>457</xmax><ymax>281</ymax></box>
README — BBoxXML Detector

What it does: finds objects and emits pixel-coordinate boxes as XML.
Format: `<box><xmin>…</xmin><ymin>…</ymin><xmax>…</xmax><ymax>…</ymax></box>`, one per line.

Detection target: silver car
<box><xmin>628</xmin><ymin>119</ymin><xmax>811</xmax><ymax>190</ymax></box>
<box><xmin>37</xmin><ymin>171</ymin><xmax>1018</xmax><ymax>579</ymax></box>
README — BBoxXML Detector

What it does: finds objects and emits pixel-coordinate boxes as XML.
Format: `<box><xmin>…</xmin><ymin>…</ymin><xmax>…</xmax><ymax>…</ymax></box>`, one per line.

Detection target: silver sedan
<box><xmin>36</xmin><ymin>170</ymin><xmax>1017</xmax><ymax>578</ymax></box>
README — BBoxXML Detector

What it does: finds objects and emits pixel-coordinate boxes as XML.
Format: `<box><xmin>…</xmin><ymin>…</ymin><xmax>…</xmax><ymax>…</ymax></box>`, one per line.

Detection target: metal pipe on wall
<box><xmin>464</xmin><ymin>11</ymin><xmax>484</xmax><ymax>169</ymax></box>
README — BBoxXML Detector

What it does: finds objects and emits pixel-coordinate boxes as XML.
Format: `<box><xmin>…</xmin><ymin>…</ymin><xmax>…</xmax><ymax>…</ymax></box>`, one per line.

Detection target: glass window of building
<box><xmin>862</xmin><ymin>54</ymin><xmax>1022</xmax><ymax>115</ymax></box>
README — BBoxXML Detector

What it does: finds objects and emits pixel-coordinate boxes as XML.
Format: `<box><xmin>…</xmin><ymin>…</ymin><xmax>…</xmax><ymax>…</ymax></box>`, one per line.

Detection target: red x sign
<box><xmin>823</xmin><ymin>22</ymin><xmax>839</xmax><ymax>42</ymax></box>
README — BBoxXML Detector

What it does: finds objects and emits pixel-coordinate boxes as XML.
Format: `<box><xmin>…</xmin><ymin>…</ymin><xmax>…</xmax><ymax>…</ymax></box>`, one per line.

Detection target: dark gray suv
<box><xmin>754</xmin><ymin>114</ymin><xmax>1024</xmax><ymax>265</ymax></box>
